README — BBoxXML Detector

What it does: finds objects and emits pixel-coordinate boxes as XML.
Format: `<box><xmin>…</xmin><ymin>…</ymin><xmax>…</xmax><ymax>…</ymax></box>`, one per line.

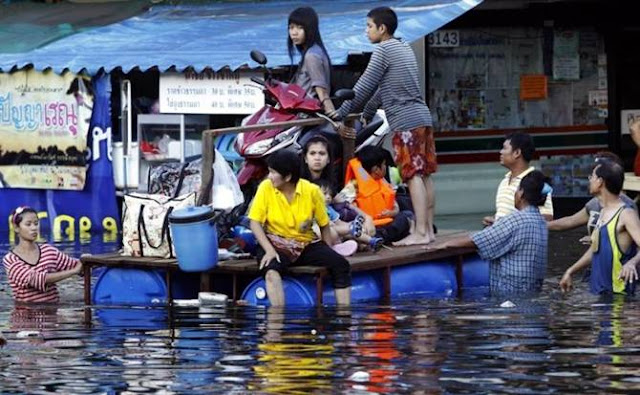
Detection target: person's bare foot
<box><xmin>393</xmin><ymin>232</ymin><xmax>433</xmax><ymax>246</ymax></box>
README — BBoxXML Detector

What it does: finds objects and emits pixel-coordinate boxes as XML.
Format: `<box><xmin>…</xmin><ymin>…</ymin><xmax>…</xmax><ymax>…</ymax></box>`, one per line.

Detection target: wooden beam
<box><xmin>203</xmin><ymin>117</ymin><xmax>325</xmax><ymax>137</ymax></box>
<box><xmin>197</xmin><ymin>131</ymin><xmax>215</xmax><ymax>205</ymax></box>
<box><xmin>341</xmin><ymin>118</ymin><xmax>356</xmax><ymax>179</ymax></box>
<box><xmin>83</xmin><ymin>264</ymin><xmax>92</xmax><ymax>305</ymax></box>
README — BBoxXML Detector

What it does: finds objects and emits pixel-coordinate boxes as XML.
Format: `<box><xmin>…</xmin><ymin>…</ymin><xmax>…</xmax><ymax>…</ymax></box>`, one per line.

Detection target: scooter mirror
<box><xmin>250</xmin><ymin>50</ymin><xmax>268</xmax><ymax>65</ymax></box>
<box><xmin>334</xmin><ymin>89</ymin><xmax>355</xmax><ymax>101</ymax></box>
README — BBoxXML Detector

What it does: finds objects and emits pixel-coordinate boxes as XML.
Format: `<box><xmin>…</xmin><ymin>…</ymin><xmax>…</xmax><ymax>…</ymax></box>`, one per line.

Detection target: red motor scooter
<box><xmin>234</xmin><ymin>50</ymin><xmax>353</xmax><ymax>200</ymax></box>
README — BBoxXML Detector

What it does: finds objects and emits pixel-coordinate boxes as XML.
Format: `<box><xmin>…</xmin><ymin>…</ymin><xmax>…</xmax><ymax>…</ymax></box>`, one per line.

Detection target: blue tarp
<box><xmin>0</xmin><ymin>0</ymin><xmax>482</xmax><ymax>74</ymax></box>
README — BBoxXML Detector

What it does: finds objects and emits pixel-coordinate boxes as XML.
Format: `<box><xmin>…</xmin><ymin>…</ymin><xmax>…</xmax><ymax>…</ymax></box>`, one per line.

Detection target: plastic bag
<box><xmin>211</xmin><ymin>149</ymin><xmax>244</xmax><ymax>211</ymax></box>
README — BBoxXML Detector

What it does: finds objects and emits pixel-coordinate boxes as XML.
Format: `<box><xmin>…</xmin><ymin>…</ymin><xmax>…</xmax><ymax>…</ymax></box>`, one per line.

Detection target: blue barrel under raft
<box><xmin>242</xmin><ymin>271</ymin><xmax>384</xmax><ymax>307</ymax></box>
<box><xmin>460</xmin><ymin>254</ymin><xmax>490</xmax><ymax>298</ymax></box>
<box><xmin>92</xmin><ymin>267</ymin><xmax>201</xmax><ymax>306</ymax></box>
<box><xmin>241</xmin><ymin>255</ymin><xmax>490</xmax><ymax>307</ymax></box>
<box><xmin>391</xmin><ymin>261</ymin><xmax>458</xmax><ymax>299</ymax></box>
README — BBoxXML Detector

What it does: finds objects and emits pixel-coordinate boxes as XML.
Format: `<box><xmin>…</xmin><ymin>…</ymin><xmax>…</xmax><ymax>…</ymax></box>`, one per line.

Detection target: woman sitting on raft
<box><xmin>248</xmin><ymin>150</ymin><xmax>352</xmax><ymax>307</ymax></box>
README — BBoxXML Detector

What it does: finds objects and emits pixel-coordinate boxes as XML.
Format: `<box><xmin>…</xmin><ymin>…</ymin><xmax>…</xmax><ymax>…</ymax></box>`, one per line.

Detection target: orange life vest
<box><xmin>344</xmin><ymin>158</ymin><xmax>395</xmax><ymax>226</ymax></box>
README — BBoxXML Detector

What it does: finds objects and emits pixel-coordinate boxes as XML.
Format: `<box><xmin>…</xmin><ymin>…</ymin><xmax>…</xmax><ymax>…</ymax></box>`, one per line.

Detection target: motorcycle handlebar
<box><xmin>251</xmin><ymin>76</ymin><xmax>265</xmax><ymax>86</ymax></box>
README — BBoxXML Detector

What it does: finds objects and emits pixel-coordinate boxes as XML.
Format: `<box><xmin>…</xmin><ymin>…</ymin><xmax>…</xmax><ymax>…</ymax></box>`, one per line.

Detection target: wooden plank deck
<box><xmin>81</xmin><ymin>232</ymin><xmax>476</xmax><ymax>306</ymax></box>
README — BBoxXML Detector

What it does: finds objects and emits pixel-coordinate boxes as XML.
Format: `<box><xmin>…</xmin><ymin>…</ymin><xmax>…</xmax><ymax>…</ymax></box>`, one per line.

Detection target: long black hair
<box><xmin>287</xmin><ymin>7</ymin><xmax>331</xmax><ymax>71</ymax></box>
<box><xmin>301</xmin><ymin>135</ymin><xmax>335</xmax><ymax>184</ymax></box>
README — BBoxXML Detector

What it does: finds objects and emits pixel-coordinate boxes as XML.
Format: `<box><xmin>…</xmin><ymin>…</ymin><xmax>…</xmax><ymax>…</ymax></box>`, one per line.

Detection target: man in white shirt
<box><xmin>483</xmin><ymin>132</ymin><xmax>553</xmax><ymax>226</ymax></box>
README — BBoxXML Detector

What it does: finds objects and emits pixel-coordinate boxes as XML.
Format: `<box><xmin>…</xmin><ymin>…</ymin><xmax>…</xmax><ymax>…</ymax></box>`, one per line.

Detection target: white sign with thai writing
<box><xmin>159</xmin><ymin>71</ymin><xmax>265</xmax><ymax>115</ymax></box>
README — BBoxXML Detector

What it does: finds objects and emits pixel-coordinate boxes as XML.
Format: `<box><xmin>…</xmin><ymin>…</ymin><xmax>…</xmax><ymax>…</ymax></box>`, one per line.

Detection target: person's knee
<box><xmin>265</xmin><ymin>269</ymin><xmax>281</xmax><ymax>283</ymax></box>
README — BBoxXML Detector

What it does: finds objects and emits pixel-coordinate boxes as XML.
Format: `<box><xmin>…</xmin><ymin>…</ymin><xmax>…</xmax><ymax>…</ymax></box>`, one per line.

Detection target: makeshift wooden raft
<box><xmin>81</xmin><ymin>232</ymin><xmax>488</xmax><ymax>307</ymax></box>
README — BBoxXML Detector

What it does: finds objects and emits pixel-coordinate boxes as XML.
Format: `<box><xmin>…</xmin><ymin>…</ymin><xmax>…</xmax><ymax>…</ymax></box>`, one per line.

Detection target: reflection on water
<box><xmin>1</xmin><ymin>231</ymin><xmax>640</xmax><ymax>393</ymax></box>
<box><xmin>1</xmin><ymin>296</ymin><xmax>639</xmax><ymax>393</ymax></box>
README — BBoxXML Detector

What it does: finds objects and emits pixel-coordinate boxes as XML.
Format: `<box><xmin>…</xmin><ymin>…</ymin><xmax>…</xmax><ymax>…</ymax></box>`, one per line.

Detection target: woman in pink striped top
<box><xmin>2</xmin><ymin>207</ymin><xmax>84</xmax><ymax>303</ymax></box>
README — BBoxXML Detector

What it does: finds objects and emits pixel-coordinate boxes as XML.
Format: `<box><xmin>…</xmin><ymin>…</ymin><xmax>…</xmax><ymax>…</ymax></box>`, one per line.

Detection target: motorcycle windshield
<box><xmin>266</xmin><ymin>80</ymin><xmax>322</xmax><ymax>112</ymax></box>
<box><xmin>242</xmin><ymin>106</ymin><xmax>297</xmax><ymax>143</ymax></box>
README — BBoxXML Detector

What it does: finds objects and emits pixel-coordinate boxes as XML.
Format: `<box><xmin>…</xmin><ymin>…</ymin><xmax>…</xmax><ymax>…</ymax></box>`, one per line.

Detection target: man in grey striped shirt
<box><xmin>330</xmin><ymin>6</ymin><xmax>436</xmax><ymax>245</ymax></box>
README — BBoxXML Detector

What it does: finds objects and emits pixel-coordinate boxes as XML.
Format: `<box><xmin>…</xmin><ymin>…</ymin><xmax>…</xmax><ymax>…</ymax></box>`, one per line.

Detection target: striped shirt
<box><xmin>495</xmin><ymin>166</ymin><xmax>553</xmax><ymax>221</ymax></box>
<box><xmin>3</xmin><ymin>244</ymin><xmax>79</xmax><ymax>303</ymax></box>
<box><xmin>337</xmin><ymin>38</ymin><xmax>432</xmax><ymax>132</ymax></box>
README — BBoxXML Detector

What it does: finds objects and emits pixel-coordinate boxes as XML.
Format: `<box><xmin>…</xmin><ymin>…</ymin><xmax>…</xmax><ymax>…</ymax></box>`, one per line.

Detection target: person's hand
<box><xmin>379</xmin><ymin>209</ymin><xmax>394</xmax><ymax>218</ymax></box>
<box><xmin>326</xmin><ymin>109</ymin><xmax>342</xmax><ymax>121</ymax></box>
<box><xmin>337</xmin><ymin>124</ymin><xmax>356</xmax><ymax>140</ymax></box>
<box><xmin>363</xmin><ymin>216</ymin><xmax>376</xmax><ymax>237</ymax></box>
<box><xmin>578</xmin><ymin>235</ymin><xmax>592</xmax><ymax>245</ymax></box>
<box><xmin>482</xmin><ymin>216</ymin><xmax>495</xmax><ymax>227</ymax></box>
<box><xmin>260</xmin><ymin>249</ymin><xmax>280</xmax><ymax>270</ymax></box>
<box><xmin>80</xmin><ymin>253</ymin><xmax>92</xmax><ymax>259</ymax></box>
<box><xmin>559</xmin><ymin>271</ymin><xmax>573</xmax><ymax>293</ymax></box>
<box><xmin>619</xmin><ymin>261</ymin><xmax>639</xmax><ymax>284</ymax></box>
<box><xmin>72</xmin><ymin>261</ymin><xmax>84</xmax><ymax>275</ymax></box>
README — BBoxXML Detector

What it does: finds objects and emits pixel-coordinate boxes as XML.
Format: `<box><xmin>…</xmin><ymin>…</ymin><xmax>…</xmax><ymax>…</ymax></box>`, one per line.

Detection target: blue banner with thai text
<box><xmin>0</xmin><ymin>74</ymin><xmax>119</xmax><ymax>244</ymax></box>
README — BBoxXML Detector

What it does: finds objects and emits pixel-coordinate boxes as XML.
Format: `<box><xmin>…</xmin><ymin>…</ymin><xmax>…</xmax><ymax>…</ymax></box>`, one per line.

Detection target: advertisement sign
<box><xmin>159</xmin><ymin>70</ymin><xmax>265</xmax><ymax>115</ymax></box>
<box><xmin>0</xmin><ymin>70</ymin><xmax>93</xmax><ymax>190</ymax></box>
<box><xmin>0</xmin><ymin>74</ymin><xmax>119</xmax><ymax>241</ymax></box>
<box><xmin>553</xmin><ymin>30</ymin><xmax>580</xmax><ymax>81</ymax></box>
<box><xmin>520</xmin><ymin>74</ymin><xmax>548</xmax><ymax>101</ymax></box>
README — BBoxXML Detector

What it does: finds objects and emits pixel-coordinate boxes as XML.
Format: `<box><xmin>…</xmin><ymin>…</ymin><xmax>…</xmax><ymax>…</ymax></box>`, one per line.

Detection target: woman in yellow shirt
<box><xmin>248</xmin><ymin>150</ymin><xmax>352</xmax><ymax>307</ymax></box>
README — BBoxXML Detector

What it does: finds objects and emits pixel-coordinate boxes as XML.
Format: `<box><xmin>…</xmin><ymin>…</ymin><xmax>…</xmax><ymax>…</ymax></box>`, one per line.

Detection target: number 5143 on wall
<box><xmin>428</xmin><ymin>30</ymin><xmax>459</xmax><ymax>47</ymax></box>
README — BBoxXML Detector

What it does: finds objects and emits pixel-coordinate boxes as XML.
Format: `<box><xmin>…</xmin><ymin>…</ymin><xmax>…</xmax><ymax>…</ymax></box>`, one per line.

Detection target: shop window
<box><xmin>428</xmin><ymin>27</ymin><xmax>606</xmax><ymax>131</ymax></box>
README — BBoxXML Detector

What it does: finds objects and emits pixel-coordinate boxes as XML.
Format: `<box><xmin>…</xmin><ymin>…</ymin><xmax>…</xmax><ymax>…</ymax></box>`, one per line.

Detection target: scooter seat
<box><xmin>355</xmin><ymin>118</ymin><xmax>384</xmax><ymax>147</ymax></box>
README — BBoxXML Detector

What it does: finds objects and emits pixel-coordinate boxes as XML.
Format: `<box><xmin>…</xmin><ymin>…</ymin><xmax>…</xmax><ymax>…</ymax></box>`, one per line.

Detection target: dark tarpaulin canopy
<box><xmin>0</xmin><ymin>0</ymin><xmax>151</xmax><ymax>54</ymax></box>
<box><xmin>0</xmin><ymin>0</ymin><xmax>482</xmax><ymax>74</ymax></box>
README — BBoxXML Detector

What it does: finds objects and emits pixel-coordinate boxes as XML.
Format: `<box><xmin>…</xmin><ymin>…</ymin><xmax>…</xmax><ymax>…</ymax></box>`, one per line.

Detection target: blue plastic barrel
<box><xmin>241</xmin><ymin>271</ymin><xmax>384</xmax><ymax>307</ymax></box>
<box><xmin>169</xmin><ymin>206</ymin><xmax>218</xmax><ymax>272</ymax></box>
<box><xmin>391</xmin><ymin>261</ymin><xmax>457</xmax><ymax>299</ymax></box>
<box><xmin>92</xmin><ymin>268</ymin><xmax>201</xmax><ymax>306</ymax></box>
<box><xmin>461</xmin><ymin>254</ymin><xmax>490</xmax><ymax>288</ymax></box>
<box><xmin>93</xmin><ymin>267</ymin><xmax>168</xmax><ymax>305</ymax></box>
<box><xmin>232</xmin><ymin>225</ymin><xmax>257</xmax><ymax>255</ymax></box>
<box><xmin>460</xmin><ymin>254</ymin><xmax>490</xmax><ymax>298</ymax></box>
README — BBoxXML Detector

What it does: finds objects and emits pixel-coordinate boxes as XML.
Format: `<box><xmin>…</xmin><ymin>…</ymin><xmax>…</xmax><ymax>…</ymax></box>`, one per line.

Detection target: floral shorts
<box><xmin>391</xmin><ymin>126</ymin><xmax>437</xmax><ymax>181</ymax></box>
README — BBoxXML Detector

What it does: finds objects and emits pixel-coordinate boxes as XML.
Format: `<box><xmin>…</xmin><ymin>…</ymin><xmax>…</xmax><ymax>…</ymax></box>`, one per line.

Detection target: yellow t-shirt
<box><xmin>247</xmin><ymin>178</ymin><xmax>330</xmax><ymax>243</ymax></box>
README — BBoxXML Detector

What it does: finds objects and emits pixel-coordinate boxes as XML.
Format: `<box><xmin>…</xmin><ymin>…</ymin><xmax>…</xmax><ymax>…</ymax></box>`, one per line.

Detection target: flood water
<box><xmin>1</xmin><ymin>228</ymin><xmax>639</xmax><ymax>394</ymax></box>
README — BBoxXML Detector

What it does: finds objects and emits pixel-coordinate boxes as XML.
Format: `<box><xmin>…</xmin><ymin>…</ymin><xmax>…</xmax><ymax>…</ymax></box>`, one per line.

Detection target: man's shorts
<box><xmin>391</xmin><ymin>126</ymin><xmax>437</xmax><ymax>182</ymax></box>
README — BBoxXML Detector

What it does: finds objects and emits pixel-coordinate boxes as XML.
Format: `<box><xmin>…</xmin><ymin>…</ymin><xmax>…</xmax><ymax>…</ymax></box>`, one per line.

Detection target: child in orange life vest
<box><xmin>314</xmin><ymin>179</ymin><xmax>385</xmax><ymax>252</ymax></box>
<box><xmin>339</xmin><ymin>146</ymin><xmax>413</xmax><ymax>244</ymax></box>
